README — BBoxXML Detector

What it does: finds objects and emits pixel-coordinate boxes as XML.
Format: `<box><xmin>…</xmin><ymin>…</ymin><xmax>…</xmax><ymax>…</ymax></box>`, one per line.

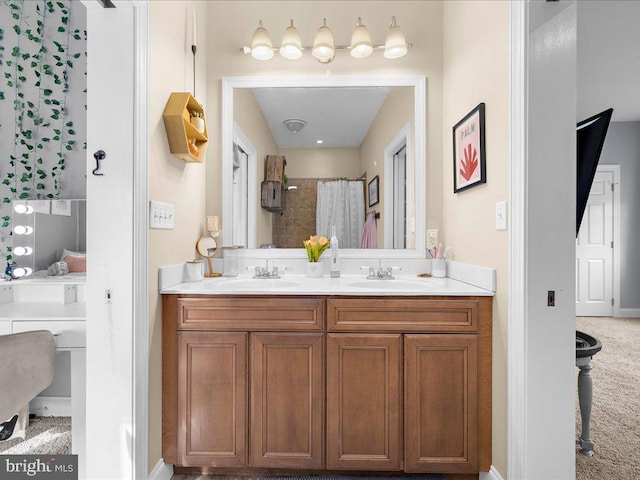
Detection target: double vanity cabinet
<box><xmin>162</xmin><ymin>292</ymin><xmax>492</xmax><ymax>479</ymax></box>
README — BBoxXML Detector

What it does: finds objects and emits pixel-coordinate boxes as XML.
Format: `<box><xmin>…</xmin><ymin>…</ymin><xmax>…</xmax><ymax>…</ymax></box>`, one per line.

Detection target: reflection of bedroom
<box><xmin>0</xmin><ymin>0</ymin><xmax>86</xmax><ymax>460</ymax></box>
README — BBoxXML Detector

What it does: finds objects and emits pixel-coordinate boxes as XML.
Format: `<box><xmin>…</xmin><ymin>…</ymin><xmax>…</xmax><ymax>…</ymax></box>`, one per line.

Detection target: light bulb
<box><xmin>13</xmin><ymin>267</ymin><xmax>32</xmax><ymax>278</ymax></box>
<box><xmin>13</xmin><ymin>246</ymin><xmax>33</xmax><ymax>256</ymax></box>
<box><xmin>13</xmin><ymin>225</ymin><xmax>34</xmax><ymax>235</ymax></box>
<box><xmin>13</xmin><ymin>204</ymin><xmax>34</xmax><ymax>214</ymax></box>
<box><xmin>312</xmin><ymin>18</ymin><xmax>335</xmax><ymax>63</ymax></box>
<box><xmin>280</xmin><ymin>19</ymin><xmax>303</xmax><ymax>60</ymax></box>
<box><xmin>384</xmin><ymin>16</ymin><xmax>408</xmax><ymax>59</ymax></box>
<box><xmin>251</xmin><ymin>20</ymin><xmax>274</xmax><ymax>60</ymax></box>
<box><xmin>350</xmin><ymin>17</ymin><xmax>373</xmax><ymax>59</ymax></box>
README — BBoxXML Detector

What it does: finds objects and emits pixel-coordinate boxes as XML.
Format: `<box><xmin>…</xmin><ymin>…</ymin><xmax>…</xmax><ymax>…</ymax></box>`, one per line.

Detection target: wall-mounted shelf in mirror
<box><xmin>163</xmin><ymin>92</ymin><xmax>208</xmax><ymax>163</ymax></box>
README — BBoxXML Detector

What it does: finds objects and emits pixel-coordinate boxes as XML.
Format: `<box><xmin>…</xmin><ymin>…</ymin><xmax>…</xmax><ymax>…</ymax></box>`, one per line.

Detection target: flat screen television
<box><xmin>576</xmin><ymin>108</ymin><xmax>613</xmax><ymax>236</ymax></box>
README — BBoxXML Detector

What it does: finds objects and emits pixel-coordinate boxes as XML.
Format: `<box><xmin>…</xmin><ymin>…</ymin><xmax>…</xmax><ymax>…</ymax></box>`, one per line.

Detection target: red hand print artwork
<box><xmin>459</xmin><ymin>143</ymin><xmax>478</xmax><ymax>181</ymax></box>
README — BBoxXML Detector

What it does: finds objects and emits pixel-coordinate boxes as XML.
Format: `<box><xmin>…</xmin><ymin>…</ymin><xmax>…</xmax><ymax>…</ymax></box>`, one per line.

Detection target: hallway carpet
<box><xmin>576</xmin><ymin>316</ymin><xmax>640</xmax><ymax>480</ymax></box>
<box><xmin>0</xmin><ymin>416</ymin><xmax>71</xmax><ymax>454</ymax></box>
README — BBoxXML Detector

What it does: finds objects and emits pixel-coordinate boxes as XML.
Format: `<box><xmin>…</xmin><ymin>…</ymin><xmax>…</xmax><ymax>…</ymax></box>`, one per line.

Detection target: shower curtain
<box><xmin>316</xmin><ymin>180</ymin><xmax>365</xmax><ymax>249</ymax></box>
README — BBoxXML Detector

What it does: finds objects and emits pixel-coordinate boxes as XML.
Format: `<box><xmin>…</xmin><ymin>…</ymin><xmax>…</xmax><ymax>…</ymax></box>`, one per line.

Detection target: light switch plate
<box><xmin>150</xmin><ymin>201</ymin><xmax>174</xmax><ymax>230</ymax></box>
<box><xmin>427</xmin><ymin>229</ymin><xmax>438</xmax><ymax>249</ymax></box>
<box><xmin>496</xmin><ymin>201</ymin><xmax>507</xmax><ymax>230</ymax></box>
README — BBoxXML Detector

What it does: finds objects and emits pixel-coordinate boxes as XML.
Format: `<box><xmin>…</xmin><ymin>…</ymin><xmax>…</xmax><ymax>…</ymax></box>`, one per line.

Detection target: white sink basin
<box><xmin>348</xmin><ymin>279</ymin><xmax>435</xmax><ymax>290</ymax></box>
<box><xmin>213</xmin><ymin>279</ymin><xmax>303</xmax><ymax>290</ymax></box>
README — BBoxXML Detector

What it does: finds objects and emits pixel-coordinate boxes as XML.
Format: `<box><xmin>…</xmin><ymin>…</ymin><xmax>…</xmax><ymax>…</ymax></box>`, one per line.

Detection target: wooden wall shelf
<box><xmin>163</xmin><ymin>92</ymin><xmax>208</xmax><ymax>163</ymax></box>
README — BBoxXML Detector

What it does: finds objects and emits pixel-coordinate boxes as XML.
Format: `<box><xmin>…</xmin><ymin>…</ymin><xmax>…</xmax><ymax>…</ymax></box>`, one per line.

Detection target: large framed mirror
<box><xmin>221</xmin><ymin>76</ymin><xmax>425</xmax><ymax>259</ymax></box>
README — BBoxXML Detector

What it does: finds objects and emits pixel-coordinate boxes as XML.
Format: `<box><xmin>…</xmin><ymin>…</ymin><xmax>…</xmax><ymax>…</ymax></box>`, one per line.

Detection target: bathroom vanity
<box><xmin>161</xmin><ymin>275</ymin><xmax>492</xmax><ymax>479</ymax></box>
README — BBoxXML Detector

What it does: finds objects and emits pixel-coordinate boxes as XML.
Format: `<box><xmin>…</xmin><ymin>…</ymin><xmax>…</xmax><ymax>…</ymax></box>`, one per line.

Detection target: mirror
<box><xmin>221</xmin><ymin>76</ymin><xmax>425</xmax><ymax>257</ymax></box>
<box><xmin>11</xmin><ymin>199</ymin><xmax>86</xmax><ymax>278</ymax></box>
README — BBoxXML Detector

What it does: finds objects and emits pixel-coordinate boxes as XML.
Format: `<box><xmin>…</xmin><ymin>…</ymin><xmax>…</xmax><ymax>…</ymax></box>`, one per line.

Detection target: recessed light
<box><xmin>316</xmin><ymin>139</ymin><xmax>324</xmax><ymax>144</ymax></box>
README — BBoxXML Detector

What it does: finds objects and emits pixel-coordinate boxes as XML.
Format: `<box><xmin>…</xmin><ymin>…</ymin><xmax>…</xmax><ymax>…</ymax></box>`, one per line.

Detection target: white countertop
<box><xmin>159</xmin><ymin>274</ymin><xmax>494</xmax><ymax>296</ymax></box>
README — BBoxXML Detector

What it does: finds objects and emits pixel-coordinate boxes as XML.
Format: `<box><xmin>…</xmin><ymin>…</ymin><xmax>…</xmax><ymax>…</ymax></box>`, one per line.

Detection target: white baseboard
<box><xmin>29</xmin><ymin>396</ymin><xmax>71</xmax><ymax>417</ymax></box>
<box><xmin>148</xmin><ymin>459</ymin><xmax>173</xmax><ymax>480</ymax></box>
<box><xmin>480</xmin><ymin>465</ymin><xmax>505</xmax><ymax>480</ymax></box>
<box><xmin>616</xmin><ymin>307</ymin><xmax>640</xmax><ymax>318</ymax></box>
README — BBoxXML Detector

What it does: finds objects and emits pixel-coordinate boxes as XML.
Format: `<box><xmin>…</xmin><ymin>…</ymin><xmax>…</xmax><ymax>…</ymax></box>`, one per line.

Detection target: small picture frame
<box><xmin>368</xmin><ymin>175</ymin><xmax>379</xmax><ymax>207</ymax></box>
<box><xmin>453</xmin><ymin>103</ymin><xmax>486</xmax><ymax>193</ymax></box>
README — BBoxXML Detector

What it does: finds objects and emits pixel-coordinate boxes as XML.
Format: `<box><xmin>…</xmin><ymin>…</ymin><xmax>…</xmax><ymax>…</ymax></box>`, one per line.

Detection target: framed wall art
<box><xmin>368</xmin><ymin>175</ymin><xmax>379</xmax><ymax>207</ymax></box>
<box><xmin>453</xmin><ymin>103</ymin><xmax>486</xmax><ymax>193</ymax></box>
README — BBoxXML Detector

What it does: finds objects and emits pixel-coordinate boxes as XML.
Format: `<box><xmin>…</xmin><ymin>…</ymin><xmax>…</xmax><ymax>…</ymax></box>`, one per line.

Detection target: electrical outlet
<box><xmin>150</xmin><ymin>201</ymin><xmax>175</xmax><ymax>230</ymax></box>
<box><xmin>427</xmin><ymin>229</ymin><xmax>438</xmax><ymax>249</ymax></box>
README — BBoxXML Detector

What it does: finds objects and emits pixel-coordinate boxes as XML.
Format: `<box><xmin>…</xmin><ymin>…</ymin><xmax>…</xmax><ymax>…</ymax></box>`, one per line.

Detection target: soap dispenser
<box><xmin>330</xmin><ymin>225</ymin><xmax>340</xmax><ymax>278</ymax></box>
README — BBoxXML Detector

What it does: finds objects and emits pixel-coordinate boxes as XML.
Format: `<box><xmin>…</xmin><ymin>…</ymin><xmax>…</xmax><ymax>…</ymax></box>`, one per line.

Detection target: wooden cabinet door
<box><xmin>250</xmin><ymin>332</ymin><xmax>324</xmax><ymax>469</ymax></box>
<box><xmin>177</xmin><ymin>331</ymin><xmax>247</xmax><ymax>467</ymax></box>
<box><xmin>327</xmin><ymin>334</ymin><xmax>402</xmax><ymax>471</ymax></box>
<box><xmin>404</xmin><ymin>334</ymin><xmax>478</xmax><ymax>474</ymax></box>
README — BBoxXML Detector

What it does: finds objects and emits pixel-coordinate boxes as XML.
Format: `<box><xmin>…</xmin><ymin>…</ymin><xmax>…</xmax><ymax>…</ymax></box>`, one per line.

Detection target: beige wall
<box><xmin>360</xmin><ymin>86</ymin><xmax>414</xmax><ymax>248</ymax></box>
<box><xmin>147</xmin><ymin>1</ymin><xmax>208</xmax><ymax>472</ymax></box>
<box><xmin>279</xmin><ymin>147</ymin><xmax>361</xmax><ymax>178</ymax></box>
<box><xmin>233</xmin><ymin>88</ymin><xmax>277</xmax><ymax>246</ymax></box>
<box><xmin>205</xmin><ymin>0</ymin><xmax>444</xmax><ymax>239</ymax></box>
<box><xmin>442</xmin><ymin>1</ymin><xmax>509</xmax><ymax>477</ymax></box>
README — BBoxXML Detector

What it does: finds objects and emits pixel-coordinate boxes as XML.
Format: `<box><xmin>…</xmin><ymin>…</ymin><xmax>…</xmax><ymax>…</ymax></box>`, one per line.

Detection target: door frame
<box><xmin>233</xmin><ymin>123</ymin><xmax>257</xmax><ymax>248</ymax></box>
<box><xmin>509</xmin><ymin>2</ymin><xmax>578</xmax><ymax>479</ymax></box>
<box><xmin>83</xmin><ymin>1</ymin><xmax>149</xmax><ymax>478</ymax></box>
<box><xmin>384</xmin><ymin>122</ymin><xmax>412</xmax><ymax>249</ymax></box>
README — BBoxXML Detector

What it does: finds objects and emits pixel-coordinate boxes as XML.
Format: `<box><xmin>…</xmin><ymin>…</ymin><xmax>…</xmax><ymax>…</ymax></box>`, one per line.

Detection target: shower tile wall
<box><xmin>272</xmin><ymin>179</ymin><xmax>317</xmax><ymax>248</ymax></box>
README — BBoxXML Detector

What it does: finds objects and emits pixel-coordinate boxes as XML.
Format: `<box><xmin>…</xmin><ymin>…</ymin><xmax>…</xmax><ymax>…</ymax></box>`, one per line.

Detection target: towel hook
<box><xmin>92</xmin><ymin>150</ymin><xmax>106</xmax><ymax>176</ymax></box>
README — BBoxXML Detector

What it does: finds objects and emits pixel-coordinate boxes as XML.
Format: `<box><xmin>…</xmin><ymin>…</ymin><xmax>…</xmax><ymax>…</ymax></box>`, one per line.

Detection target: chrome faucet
<box><xmin>252</xmin><ymin>265</ymin><xmax>281</xmax><ymax>279</ymax></box>
<box><xmin>362</xmin><ymin>262</ymin><xmax>401</xmax><ymax>280</ymax></box>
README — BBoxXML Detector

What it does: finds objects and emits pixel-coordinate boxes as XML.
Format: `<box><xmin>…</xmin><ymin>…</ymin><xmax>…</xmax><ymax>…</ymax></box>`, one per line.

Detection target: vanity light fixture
<box><xmin>243</xmin><ymin>17</ymin><xmax>410</xmax><ymax>63</ymax></box>
<box><xmin>283</xmin><ymin>118</ymin><xmax>307</xmax><ymax>133</ymax></box>
<box><xmin>312</xmin><ymin>18</ymin><xmax>335</xmax><ymax>63</ymax></box>
<box><xmin>280</xmin><ymin>19</ymin><xmax>303</xmax><ymax>60</ymax></box>
<box><xmin>350</xmin><ymin>17</ymin><xmax>374</xmax><ymax>59</ymax></box>
<box><xmin>250</xmin><ymin>20</ymin><xmax>274</xmax><ymax>60</ymax></box>
<box><xmin>13</xmin><ymin>246</ymin><xmax>33</xmax><ymax>256</ymax></box>
<box><xmin>384</xmin><ymin>16</ymin><xmax>408</xmax><ymax>59</ymax></box>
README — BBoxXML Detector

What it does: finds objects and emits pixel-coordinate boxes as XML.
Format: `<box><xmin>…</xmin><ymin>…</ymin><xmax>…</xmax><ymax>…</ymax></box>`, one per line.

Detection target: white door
<box><xmin>576</xmin><ymin>167</ymin><xmax>614</xmax><ymax>316</ymax></box>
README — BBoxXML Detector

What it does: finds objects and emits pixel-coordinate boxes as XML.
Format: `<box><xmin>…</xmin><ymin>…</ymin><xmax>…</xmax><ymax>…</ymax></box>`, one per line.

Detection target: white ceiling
<box><xmin>578</xmin><ymin>1</ymin><xmax>640</xmax><ymax>122</ymax></box>
<box><xmin>252</xmin><ymin>87</ymin><xmax>389</xmax><ymax>148</ymax></box>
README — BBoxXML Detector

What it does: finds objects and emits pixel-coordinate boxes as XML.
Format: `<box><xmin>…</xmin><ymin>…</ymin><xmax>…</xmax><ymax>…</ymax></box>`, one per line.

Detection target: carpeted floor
<box><xmin>576</xmin><ymin>316</ymin><xmax>640</xmax><ymax>480</ymax></box>
<box><xmin>0</xmin><ymin>416</ymin><xmax>71</xmax><ymax>455</ymax></box>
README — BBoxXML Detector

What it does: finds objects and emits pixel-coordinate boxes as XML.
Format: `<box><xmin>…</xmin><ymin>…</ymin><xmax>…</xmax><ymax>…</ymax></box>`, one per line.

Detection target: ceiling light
<box><xmin>316</xmin><ymin>139</ymin><xmax>324</xmax><ymax>144</ymax></box>
<box><xmin>280</xmin><ymin>19</ymin><xmax>303</xmax><ymax>60</ymax></box>
<box><xmin>251</xmin><ymin>20</ymin><xmax>274</xmax><ymax>60</ymax></box>
<box><xmin>283</xmin><ymin>119</ymin><xmax>307</xmax><ymax>133</ymax></box>
<box><xmin>350</xmin><ymin>17</ymin><xmax>373</xmax><ymax>59</ymax></box>
<box><xmin>312</xmin><ymin>18</ymin><xmax>335</xmax><ymax>63</ymax></box>
<box><xmin>384</xmin><ymin>16</ymin><xmax>408</xmax><ymax>59</ymax></box>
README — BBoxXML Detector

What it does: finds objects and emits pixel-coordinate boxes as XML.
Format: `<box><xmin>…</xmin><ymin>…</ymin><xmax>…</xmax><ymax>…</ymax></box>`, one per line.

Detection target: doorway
<box><xmin>392</xmin><ymin>143</ymin><xmax>407</xmax><ymax>249</ymax></box>
<box><xmin>576</xmin><ymin>165</ymin><xmax>619</xmax><ymax>316</ymax></box>
<box><xmin>384</xmin><ymin>122</ymin><xmax>412</xmax><ymax>249</ymax></box>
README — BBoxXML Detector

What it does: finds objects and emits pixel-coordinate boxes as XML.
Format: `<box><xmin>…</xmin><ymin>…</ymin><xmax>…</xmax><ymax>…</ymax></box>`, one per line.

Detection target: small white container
<box><xmin>432</xmin><ymin>259</ymin><xmax>446</xmax><ymax>278</ymax></box>
<box><xmin>306</xmin><ymin>262</ymin><xmax>323</xmax><ymax>278</ymax></box>
<box><xmin>185</xmin><ymin>260</ymin><xmax>203</xmax><ymax>282</ymax></box>
<box><xmin>190</xmin><ymin>116</ymin><xmax>205</xmax><ymax>134</ymax></box>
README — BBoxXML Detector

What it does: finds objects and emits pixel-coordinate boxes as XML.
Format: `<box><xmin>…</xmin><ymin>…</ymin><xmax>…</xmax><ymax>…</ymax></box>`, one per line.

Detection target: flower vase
<box><xmin>306</xmin><ymin>261</ymin><xmax>323</xmax><ymax>278</ymax></box>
